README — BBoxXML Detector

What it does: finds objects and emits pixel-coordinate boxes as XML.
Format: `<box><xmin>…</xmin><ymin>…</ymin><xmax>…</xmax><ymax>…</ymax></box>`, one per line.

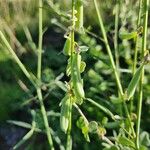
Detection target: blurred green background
<box><xmin>0</xmin><ymin>0</ymin><xmax>150</xmax><ymax>149</ymax></box>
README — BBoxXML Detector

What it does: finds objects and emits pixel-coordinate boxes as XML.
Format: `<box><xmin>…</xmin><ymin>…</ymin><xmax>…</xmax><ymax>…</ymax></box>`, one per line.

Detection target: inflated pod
<box><xmin>60</xmin><ymin>95</ymin><xmax>71</xmax><ymax>133</ymax></box>
<box><xmin>75</xmin><ymin>0</ymin><xmax>84</xmax><ymax>31</ymax></box>
<box><xmin>72</xmin><ymin>53</ymin><xmax>85</xmax><ymax>104</ymax></box>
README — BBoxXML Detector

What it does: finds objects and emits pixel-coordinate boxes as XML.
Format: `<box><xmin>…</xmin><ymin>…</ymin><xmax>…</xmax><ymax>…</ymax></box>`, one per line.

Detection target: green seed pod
<box><xmin>74</xmin><ymin>93</ymin><xmax>83</xmax><ymax>105</ymax></box>
<box><xmin>60</xmin><ymin>95</ymin><xmax>71</xmax><ymax>133</ymax></box>
<box><xmin>63</xmin><ymin>36</ymin><xmax>71</xmax><ymax>56</ymax></box>
<box><xmin>74</xmin><ymin>81</ymin><xmax>85</xmax><ymax>98</ymax></box>
<box><xmin>126</xmin><ymin>63</ymin><xmax>144</xmax><ymax>100</ymax></box>
<box><xmin>72</xmin><ymin>53</ymin><xmax>85</xmax><ymax>104</ymax></box>
<box><xmin>75</xmin><ymin>0</ymin><xmax>84</xmax><ymax>32</ymax></box>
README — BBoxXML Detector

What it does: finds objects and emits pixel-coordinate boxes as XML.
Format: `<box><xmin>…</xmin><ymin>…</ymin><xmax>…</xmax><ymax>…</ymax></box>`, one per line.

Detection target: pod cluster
<box><xmin>60</xmin><ymin>94</ymin><xmax>72</xmax><ymax>133</ymax></box>
<box><xmin>60</xmin><ymin>0</ymin><xmax>85</xmax><ymax>133</ymax></box>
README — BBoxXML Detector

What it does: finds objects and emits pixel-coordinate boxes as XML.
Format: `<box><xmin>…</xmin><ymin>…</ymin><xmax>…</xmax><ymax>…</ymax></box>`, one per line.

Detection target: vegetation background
<box><xmin>0</xmin><ymin>0</ymin><xmax>149</xmax><ymax>149</ymax></box>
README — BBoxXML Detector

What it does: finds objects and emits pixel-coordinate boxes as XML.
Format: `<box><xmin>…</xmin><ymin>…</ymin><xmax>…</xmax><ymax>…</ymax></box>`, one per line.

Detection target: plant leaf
<box><xmin>79</xmin><ymin>46</ymin><xmax>89</xmax><ymax>52</ymax></box>
<box><xmin>88</xmin><ymin>121</ymin><xmax>98</xmax><ymax>133</ymax></box>
<box><xmin>13</xmin><ymin>120</ymin><xmax>36</xmax><ymax>149</ymax></box>
<box><xmin>76</xmin><ymin>116</ymin><xmax>90</xmax><ymax>142</ymax></box>
<box><xmin>119</xmin><ymin>31</ymin><xmax>137</xmax><ymax>40</ymax></box>
<box><xmin>118</xmin><ymin>136</ymin><xmax>135</xmax><ymax>148</ymax></box>
<box><xmin>80</xmin><ymin>61</ymin><xmax>86</xmax><ymax>73</ymax></box>
<box><xmin>125</xmin><ymin>63</ymin><xmax>144</xmax><ymax>100</ymax></box>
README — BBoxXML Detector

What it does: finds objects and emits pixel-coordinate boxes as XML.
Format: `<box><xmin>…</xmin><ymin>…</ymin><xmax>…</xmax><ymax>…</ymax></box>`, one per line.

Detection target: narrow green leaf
<box><xmin>119</xmin><ymin>31</ymin><xmax>137</xmax><ymax>40</ymax></box>
<box><xmin>13</xmin><ymin>121</ymin><xmax>35</xmax><ymax>149</ymax></box>
<box><xmin>86</xmin><ymin>98</ymin><xmax>115</xmax><ymax>120</ymax></box>
<box><xmin>126</xmin><ymin>63</ymin><xmax>144</xmax><ymax>100</ymax></box>
<box><xmin>79</xmin><ymin>46</ymin><xmax>89</xmax><ymax>52</ymax></box>
<box><xmin>63</xmin><ymin>36</ymin><xmax>71</xmax><ymax>56</ymax></box>
<box><xmin>118</xmin><ymin>136</ymin><xmax>135</xmax><ymax>148</ymax></box>
<box><xmin>7</xmin><ymin>120</ymin><xmax>32</xmax><ymax>129</ymax></box>
<box><xmin>80</xmin><ymin>61</ymin><xmax>86</xmax><ymax>73</ymax></box>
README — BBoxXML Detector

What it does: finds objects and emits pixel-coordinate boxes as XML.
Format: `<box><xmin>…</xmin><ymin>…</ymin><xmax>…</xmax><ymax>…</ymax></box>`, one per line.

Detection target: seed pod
<box><xmin>60</xmin><ymin>95</ymin><xmax>71</xmax><ymax>133</ymax></box>
<box><xmin>126</xmin><ymin>63</ymin><xmax>144</xmax><ymax>100</ymax></box>
<box><xmin>63</xmin><ymin>36</ymin><xmax>71</xmax><ymax>56</ymax></box>
<box><xmin>75</xmin><ymin>0</ymin><xmax>84</xmax><ymax>32</ymax></box>
<box><xmin>73</xmin><ymin>90</ymin><xmax>83</xmax><ymax>105</ymax></box>
<box><xmin>72</xmin><ymin>53</ymin><xmax>85</xmax><ymax>104</ymax></box>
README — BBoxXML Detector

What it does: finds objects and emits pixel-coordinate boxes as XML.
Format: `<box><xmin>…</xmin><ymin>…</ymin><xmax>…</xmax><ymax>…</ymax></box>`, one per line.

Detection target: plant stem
<box><xmin>37</xmin><ymin>88</ymin><xmax>54</xmax><ymax>149</ymax></box>
<box><xmin>37</xmin><ymin>0</ymin><xmax>54</xmax><ymax>149</ymax></box>
<box><xmin>93</xmin><ymin>0</ymin><xmax>123</xmax><ymax>96</ymax></box>
<box><xmin>73</xmin><ymin>104</ymin><xmax>89</xmax><ymax>124</ymax></box>
<box><xmin>66</xmin><ymin>1</ymin><xmax>76</xmax><ymax>149</ymax></box>
<box><xmin>133</xmin><ymin>0</ymin><xmax>142</xmax><ymax>74</ymax></box>
<box><xmin>86</xmin><ymin>98</ymin><xmax>115</xmax><ymax>120</ymax></box>
<box><xmin>136</xmin><ymin>0</ymin><xmax>149</xmax><ymax>149</ymax></box>
<box><xmin>114</xmin><ymin>0</ymin><xmax>123</xmax><ymax>116</ymax></box>
<box><xmin>37</xmin><ymin>0</ymin><xmax>43</xmax><ymax>80</ymax></box>
<box><xmin>130</xmin><ymin>0</ymin><xmax>143</xmax><ymax>114</ymax></box>
<box><xmin>93</xmin><ymin>0</ymin><xmax>135</xmax><ymax>137</ymax></box>
<box><xmin>114</xmin><ymin>0</ymin><xmax>120</xmax><ymax>74</ymax></box>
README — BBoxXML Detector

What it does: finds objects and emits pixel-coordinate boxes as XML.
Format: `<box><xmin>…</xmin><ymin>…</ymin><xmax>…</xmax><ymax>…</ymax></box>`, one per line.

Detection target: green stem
<box><xmin>93</xmin><ymin>0</ymin><xmax>135</xmax><ymax>137</ymax></box>
<box><xmin>37</xmin><ymin>88</ymin><xmax>54</xmax><ymax>149</ymax></box>
<box><xmin>133</xmin><ymin>0</ymin><xmax>142</xmax><ymax>74</ymax></box>
<box><xmin>66</xmin><ymin>1</ymin><xmax>76</xmax><ymax>149</ymax></box>
<box><xmin>37</xmin><ymin>0</ymin><xmax>43</xmax><ymax>80</ymax></box>
<box><xmin>37</xmin><ymin>0</ymin><xmax>54</xmax><ymax>149</ymax></box>
<box><xmin>114</xmin><ymin>0</ymin><xmax>123</xmax><ymax>116</ymax></box>
<box><xmin>73</xmin><ymin>104</ymin><xmax>89</xmax><ymax>124</ymax></box>
<box><xmin>114</xmin><ymin>0</ymin><xmax>120</xmax><ymax>73</ymax></box>
<box><xmin>130</xmin><ymin>0</ymin><xmax>143</xmax><ymax>114</ymax></box>
<box><xmin>93</xmin><ymin>0</ymin><xmax>123</xmax><ymax>96</ymax></box>
<box><xmin>86</xmin><ymin>98</ymin><xmax>115</xmax><ymax>120</ymax></box>
<box><xmin>136</xmin><ymin>0</ymin><xmax>149</xmax><ymax>149</ymax></box>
